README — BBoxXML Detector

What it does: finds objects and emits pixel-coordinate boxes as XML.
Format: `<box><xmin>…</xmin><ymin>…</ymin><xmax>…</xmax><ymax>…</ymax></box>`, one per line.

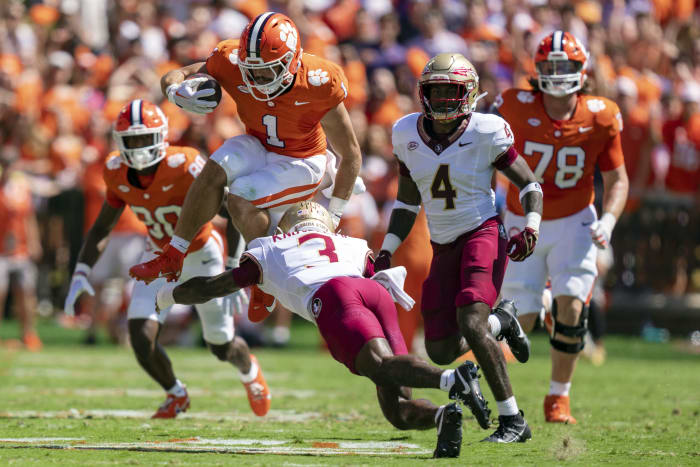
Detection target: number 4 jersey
<box><xmin>392</xmin><ymin>112</ymin><xmax>514</xmax><ymax>244</ymax></box>
<box><xmin>103</xmin><ymin>147</ymin><xmax>213</xmax><ymax>252</ymax></box>
<box><xmin>243</xmin><ymin>231</ymin><xmax>372</xmax><ymax>323</ymax></box>
<box><xmin>494</xmin><ymin>89</ymin><xmax>624</xmax><ymax>219</ymax></box>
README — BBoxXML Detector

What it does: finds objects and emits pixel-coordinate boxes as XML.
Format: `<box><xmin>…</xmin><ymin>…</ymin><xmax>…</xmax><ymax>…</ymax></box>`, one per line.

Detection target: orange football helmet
<box><xmin>238</xmin><ymin>12</ymin><xmax>303</xmax><ymax>101</ymax></box>
<box><xmin>113</xmin><ymin>99</ymin><xmax>168</xmax><ymax>170</ymax></box>
<box><xmin>534</xmin><ymin>31</ymin><xmax>589</xmax><ymax>96</ymax></box>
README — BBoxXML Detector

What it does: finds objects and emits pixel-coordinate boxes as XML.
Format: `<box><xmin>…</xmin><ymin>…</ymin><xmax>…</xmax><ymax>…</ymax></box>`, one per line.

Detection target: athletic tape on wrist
<box><xmin>380</xmin><ymin>233</ymin><xmax>402</xmax><ymax>255</ymax></box>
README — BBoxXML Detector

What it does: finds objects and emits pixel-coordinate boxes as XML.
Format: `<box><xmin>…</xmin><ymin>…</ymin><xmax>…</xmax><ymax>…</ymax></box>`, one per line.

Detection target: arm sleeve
<box><xmin>205</xmin><ymin>40</ymin><xmax>237</xmax><ymax>82</ymax></box>
<box><xmin>491</xmin><ymin>120</ymin><xmax>515</xmax><ymax>163</ymax></box>
<box><xmin>105</xmin><ymin>188</ymin><xmax>126</xmax><ymax>209</ymax></box>
<box><xmin>326</xmin><ymin>63</ymin><xmax>349</xmax><ymax>109</ymax></box>
<box><xmin>598</xmin><ymin>132</ymin><xmax>624</xmax><ymax>171</ymax></box>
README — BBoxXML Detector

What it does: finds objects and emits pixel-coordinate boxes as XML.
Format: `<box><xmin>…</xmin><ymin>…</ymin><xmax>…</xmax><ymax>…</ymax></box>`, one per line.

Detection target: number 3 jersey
<box><xmin>494</xmin><ymin>89</ymin><xmax>624</xmax><ymax>220</ymax></box>
<box><xmin>392</xmin><ymin>112</ymin><xmax>515</xmax><ymax>244</ymax></box>
<box><xmin>243</xmin><ymin>231</ymin><xmax>371</xmax><ymax>322</ymax></box>
<box><xmin>103</xmin><ymin>147</ymin><xmax>213</xmax><ymax>253</ymax></box>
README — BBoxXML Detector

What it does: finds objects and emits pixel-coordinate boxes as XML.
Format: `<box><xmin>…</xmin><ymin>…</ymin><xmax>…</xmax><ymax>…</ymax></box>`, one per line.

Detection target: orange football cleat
<box><xmin>22</xmin><ymin>332</ymin><xmax>43</xmax><ymax>352</ymax></box>
<box><xmin>152</xmin><ymin>391</ymin><xmax>190</xmax><ymax>419</ymax></box>
<box><xmin>242</xmin><ymin>355</ymin><xmax>271</xmax><ymax>416</ymax></box>
<box><xmin>130</xmin><ymin>245</ymin><xmax>185</xmax><ymax>284</ymax></box>
<box><xmin>248</xmin><ymin>286</ymin><xmax>276</xmax><ymax>323</ymax></box>
<box><xmin>544</xmin><ymin>394</ymin><xmax>577</xmax><ymax>424</ymax></box>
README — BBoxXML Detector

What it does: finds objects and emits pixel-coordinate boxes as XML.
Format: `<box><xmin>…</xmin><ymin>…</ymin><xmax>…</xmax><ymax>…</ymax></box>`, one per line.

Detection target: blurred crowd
<box><xmin>0</xmin><ymin>0</ymin><xmax>698</xmax><ymax>349</ymax></box>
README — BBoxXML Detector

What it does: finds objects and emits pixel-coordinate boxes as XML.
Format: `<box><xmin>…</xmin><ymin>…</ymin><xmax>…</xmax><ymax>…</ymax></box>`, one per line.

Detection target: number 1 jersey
<box><xmin>392</xmin><ymin>112</ymin><xmax>514</xmax><ymax>244</ymax></box>
<box><xmin>243</xmin><ymin>231</ymin><xmax>371</xmax><ymax>322</ymax></box>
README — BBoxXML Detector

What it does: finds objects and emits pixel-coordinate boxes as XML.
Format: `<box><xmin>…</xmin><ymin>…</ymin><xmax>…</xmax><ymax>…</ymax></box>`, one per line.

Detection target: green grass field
<box><xmin>0</xmin><ymin>319</ymin><xmax>698</xmax><ymax>466</ymax></box>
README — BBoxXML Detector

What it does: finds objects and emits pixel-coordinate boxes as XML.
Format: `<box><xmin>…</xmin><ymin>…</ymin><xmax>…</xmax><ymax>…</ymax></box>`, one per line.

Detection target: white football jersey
<box><xmin>392</xmin><ymin>112</ymin><xmax>514</xmax><ymax>244</ymax></box>
<box><xmin>243</xmin><ymin>230</ymin><xmax>371</xmax><ymax>322</ymax></box>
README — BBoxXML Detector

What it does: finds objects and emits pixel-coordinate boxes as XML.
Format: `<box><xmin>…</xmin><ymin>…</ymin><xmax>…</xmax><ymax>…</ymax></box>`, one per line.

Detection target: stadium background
<box><xmin>0</xmin><ymin>0</ymin><xmax>698</xmax><ymax>350</ymax></box>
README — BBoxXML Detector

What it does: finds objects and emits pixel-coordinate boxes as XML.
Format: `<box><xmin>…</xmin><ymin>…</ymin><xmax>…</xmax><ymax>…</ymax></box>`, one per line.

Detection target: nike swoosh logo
<box><xmin>201</xmin><ymin>258</ymin><xmax>215</xmax><ymax>265</ymax></box>
<box><xmin>265</xmin><ymin>298</ymin><xmax>277</xmax><ymax>312</ymax></box>
<box><xmin>294</xmin><ymin>101</ymin><xmax>310</xmax><ymax>106</ymax></box>
<box><xmin>581</xmin><ymin>221</ymin><xmax>594</xmax><ymax>226</ymax></box>
<box><xmin>162</xmin><ymin>184</ymin><xmax>174</xmax><ymax>192</ymax></box>
<box><xmin>459</xmin><ymin>141</ymin><xmax>472</xmax><ymax>147</ymax></box>
<box><xmin>578</xmin><ymin>127</ymin><xmax>593</xmax><ymax>133</ymax></box>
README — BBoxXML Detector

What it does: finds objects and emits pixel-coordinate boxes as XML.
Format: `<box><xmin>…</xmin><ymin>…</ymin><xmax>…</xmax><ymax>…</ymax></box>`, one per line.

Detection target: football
<box><xmin>188</xmin><ymin>73</ymin><xmax>222</xmax><ymax>106</ymax></box>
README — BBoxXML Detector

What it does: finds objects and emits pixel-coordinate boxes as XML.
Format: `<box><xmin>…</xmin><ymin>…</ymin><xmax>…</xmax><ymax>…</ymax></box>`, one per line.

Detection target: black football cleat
<box><xmin>493</xmin><ymin>299</ymin><xmax>531</xmax><ymax>363</ymax></box>
<box><xmin>449</xmin><ymin>361</ymin><xmax>491</xmax><ymax>429</ymax></box>
<box><xmin>433</xmin><ymin>402</ymin><xmax>463</xmax><ymax>458</ymax></box>
<box><xmin>482</xmin><ymin>410</ymin><xmax>532</xmax><ymax>443</ymax></box>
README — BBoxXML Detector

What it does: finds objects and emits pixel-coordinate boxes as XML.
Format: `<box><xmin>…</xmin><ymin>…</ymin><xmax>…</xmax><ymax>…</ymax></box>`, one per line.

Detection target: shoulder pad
<box><xmin>470</xmin><ymin>112</ymin><xmax>508</xmax><ymax>134</ymax></box>
<box><xmin>391</xmin><ymin>113</ymin><xmax>420</xmax><ymax>145</ymax></box>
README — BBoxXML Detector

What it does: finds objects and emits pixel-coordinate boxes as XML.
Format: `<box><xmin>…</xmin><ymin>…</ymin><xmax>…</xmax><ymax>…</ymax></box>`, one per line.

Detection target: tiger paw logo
<box><xmin>308</xmin><ymin>69</ymin><xmax>329</xmax><ymax>86</ymax></box>
<box><xmin>279</xmin><ymin>22</ymin><xmax>298</xmax><ymax>51</ymax></box>
<box><xmin>586</xmin><ymin>99</ymin><xmax>606</xmax><ymax>113</ymax></box>
<box><xmin>516</xmin><ymin>91</ymin><xmax>535</xmax><ymax>103</ymax></box>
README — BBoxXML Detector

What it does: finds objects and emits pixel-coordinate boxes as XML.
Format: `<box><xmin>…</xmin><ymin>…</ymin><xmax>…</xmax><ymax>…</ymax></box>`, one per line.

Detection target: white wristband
<box><xmin>225</xmin><ymin>256</ymin><xmax>239</xmax><ymax>269</ymax></box>
<box><xmin>75</xmin><ymin>262</ymin><xmax>91</xmax><ymax>276</ymax></box>
<box><xmin>525</xmin><ymin>212</ymin><xmax>541</xmax><ymax>231</ymax></box>
<box><xmin>393</xmin><ymin>199</ymin><xmax>421</xmax><ymax>214</ymax></box>
<box><xmin>328</xmin><ymin>196</ymin><xmax>348</xmax><ymax>217</ymax></box>
<box><xmin>380</xmin><ymin>233</ymin><xmax>402</xmax><ymax>255</ymax></box>
<box><xmin>599</xmin><ymin>212</ymin><xmax>617</xmax><ymax>234</ymax></box>
<box><xmin>156</xmin><ymin>284</ymin><xmax>177</xmax><ymax>311</ymax></box>
<box><xmin>519</xmin><ymin>182</ymin><xmax>543</xmax><ymax>202</ymax></box>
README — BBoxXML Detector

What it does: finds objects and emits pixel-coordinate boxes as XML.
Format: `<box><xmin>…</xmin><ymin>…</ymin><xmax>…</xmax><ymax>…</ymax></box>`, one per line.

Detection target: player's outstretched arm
<box><xmin>500</xmin><ymin>152</ymin><xmax>543</xmax><ymax>261</ymax></box>
<box><xmin>64</xmin><ymin>201</ymin><xmax>124</xmax><ymax>315</ymax></box>
<box><xmin>376</xmin><ymin>173</ymin><xmax>422</xmax><ymax>271</ymax></box>
<box><xmin>321</xmin><ymin>102</ymin><xmax>362</xmax><ymax>227</ymax></box>
<box><xmin>160</xmin><ymin>62</ymin><xmax>207</xmax><ymax>97</ymax></box>
<box><xmin>158</xmin><ymin>258</ymin><xmax>261</xmax><ymax>310</ymax></box>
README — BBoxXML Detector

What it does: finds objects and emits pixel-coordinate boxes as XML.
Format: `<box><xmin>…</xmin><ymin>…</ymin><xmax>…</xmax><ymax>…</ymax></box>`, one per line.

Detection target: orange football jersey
<box><xmin>205</xmin><ymin>39</ymin><xmax>348</xmax><ymax>158</ymax></box>
<box><xmin>495</xmin><ymin>89</ymin><xmax>624</xmax><ymax>219</ymax></box>
<box><xmin>662</xmin><ymin>114</ymin><xmax>700</xmax><ymax>195</ymax></box>
<box><xmin>103</xmin><ymin>146</ymin><xmax>212</xmax><ymax>252</ymax></box>
<box><xmin>0</xmin><ymin>172</ymin><xmax>34</xmax><ymax>257</ymax></box>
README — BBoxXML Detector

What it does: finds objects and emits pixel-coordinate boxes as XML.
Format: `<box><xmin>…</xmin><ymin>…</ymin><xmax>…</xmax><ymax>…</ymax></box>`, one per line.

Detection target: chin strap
<box><xmin>470</xmin><ymin>91</ymin><xmax>489</xmax><ymax>111</ymax></box>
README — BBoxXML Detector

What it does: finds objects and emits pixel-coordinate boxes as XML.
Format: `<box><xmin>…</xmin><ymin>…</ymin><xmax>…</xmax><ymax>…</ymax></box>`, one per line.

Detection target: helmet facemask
<box><xmin>537</xmin><ymin>53</ymin><xmax>586</xmax><ymax>96</ymax></box>
<box><xmin>420</xmin><ymin>81</ymin><xmax>474</xmax><ymax>121</ymax></box>
<box><xmin>114</xmin><ymin>126</ymin><xmax>167</xmax><ymax>170</ymax></box>
<box><xmin>239</xmin><ymin>50</ymin><xmax>299</xmax><ymax>101</ymax></box>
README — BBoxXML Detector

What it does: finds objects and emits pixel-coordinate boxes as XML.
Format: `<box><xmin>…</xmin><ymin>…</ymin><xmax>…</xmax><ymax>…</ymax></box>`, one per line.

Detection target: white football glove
<box><xmin>223</xmin><ymin>288</ymin><xmax>250</xmax><ymax>316</ymax></box>
<box><xmin>63</xmin><ymin>263</ymin><xmax>95</xmax><ymax>316</ymax></box>
<box><xmin>590</xmin><ymin>213</ymin><xmax>616</xmax><ymax>249</ymax></box>
<box><xmin>166</xmin><ymin>78</ymin><xmax>217</xmax><ymax>114</ymax></box>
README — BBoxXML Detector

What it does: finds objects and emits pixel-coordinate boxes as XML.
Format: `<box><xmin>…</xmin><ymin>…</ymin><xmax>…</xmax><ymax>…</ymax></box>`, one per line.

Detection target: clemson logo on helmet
<box><xmin>308</xmin><ymin>69</ymin><xmax>329</xmax><ymax>86</ymax></box>
<box><xmin>278</xmin><ymin>22</ymin><xmax>298</xmax><ymax>51</ymax></box>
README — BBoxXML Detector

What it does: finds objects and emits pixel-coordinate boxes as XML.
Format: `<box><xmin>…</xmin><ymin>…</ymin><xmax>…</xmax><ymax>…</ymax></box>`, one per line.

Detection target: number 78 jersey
<box><xmin>243</xmin><ymin>231</ymin><xmax>371</xmax><ymax>322</ymax></box>
<box><xmin>494</xmin><ymin>89</ymin><xmax>624</xmax><ymax>220</ymax></box>
<box><xmin>392</xmin><ymin>112</ymin><xmax>514</xmax><ymax>244</ymax></box>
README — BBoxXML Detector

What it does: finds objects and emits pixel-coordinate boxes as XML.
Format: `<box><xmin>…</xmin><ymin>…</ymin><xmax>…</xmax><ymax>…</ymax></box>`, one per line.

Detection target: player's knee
<box><xmin>425</xmin><ymin>342</ymin><xmax>456</xmax><ymax>366</ymax></box>
<box><xmin>456</xmin><ymin>303</ymin><xmax>489</xmax><ymax>343</ymax></box>
<box><xmin>207</xmin><ymin>341</ymin><xmax>231</xmax><ymax>362</ymax></box>
<box><xmin>382</xmin><ymin>406</ymin><xmax>412</xmax><ymax>431</ymax></box>
<box><xmin>549</xmin><ymin>300</ymin><xmax>588</xmax><ymax>354</ymax></box>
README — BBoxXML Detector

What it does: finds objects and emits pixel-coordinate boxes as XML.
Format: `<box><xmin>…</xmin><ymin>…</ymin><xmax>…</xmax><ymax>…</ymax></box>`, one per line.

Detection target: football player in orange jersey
<box><xmin>130</xmin><ymin>13</ymin><xmax>363</xmax><ymax>296</ymax></box>
<box><xmin>64</xmin><ymin>100</ymin><xmax>270</xmax><ymax>419</ymax></box>
<box><xmin>493</xmin><ymin>31</ymin><xmax>629</xmax><ymax>424</ymax></box>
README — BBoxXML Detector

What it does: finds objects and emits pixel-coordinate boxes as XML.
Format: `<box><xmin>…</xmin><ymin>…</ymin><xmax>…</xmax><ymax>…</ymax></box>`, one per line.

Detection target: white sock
<box><xmin>488</xmin><ymin>314</ymin><xmax>501</xmax><ymax>337</ymax></box>
<box><xmin>439</xmin><ymin>369</ymin><xmax>455</xmax><ymax>392</ymax></box>
<box><xmin>496</xmin><ymin>396</ymin><xmax>519</xmax><ymax>417</ymax></box>
<box><xmin>239</xmin><ymin>359</ymin><xmax>259</xmax><ymax>383</ymax></box>
<box><xmin>167</xmin><ymin>379</ymin><xmax>187</xmax><ymax>397</ymax></box>
<box><xmin>170</xmin><ymin>235</ymin><xmax>190</xmax><ymax>253</ymax></box>
<box><xmin>549</xmin><ymin>380</ymin><xmax>571</xmax><ymax>396</ymax></box>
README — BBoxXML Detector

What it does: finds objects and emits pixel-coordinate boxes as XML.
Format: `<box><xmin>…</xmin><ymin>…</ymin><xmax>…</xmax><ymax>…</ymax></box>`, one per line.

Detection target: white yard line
<box><xmin>0</xmin><ymin>409</ymin><xmax>320</xmax><ymax>423</ymax></box>
<box><xmin>0</xmin><ymin>437</ymin><xmax>430</xmax><ymax>457</ymax></box>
